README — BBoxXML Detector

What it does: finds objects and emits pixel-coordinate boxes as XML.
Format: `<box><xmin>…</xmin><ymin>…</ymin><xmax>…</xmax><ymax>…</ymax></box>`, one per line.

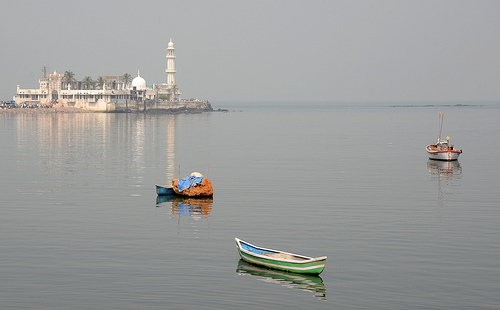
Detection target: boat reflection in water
<box><xmin>157</xmin><ymin>196</ymin><xmax>213</xmax><ymax>217</ymax></box>
<box><xmin>156</xmin><ymin>194</ymin><xmax>177</xmax><ymax>205</ymax></box>
<box><xmin>427</xmin><ymin>159</ymin><xmax>462</xmax><ymax>207</ymax></box>
<box><xmin>236</xmin><ymin>259</ymin><xmax>327</xmax><ymax>301</ymax></box>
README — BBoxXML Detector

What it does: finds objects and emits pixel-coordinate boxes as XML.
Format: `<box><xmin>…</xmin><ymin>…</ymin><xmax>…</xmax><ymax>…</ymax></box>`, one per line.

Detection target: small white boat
<box><xmin>426</xmin><ymin>112</ymin><xmax>462</xmax><ymax>161</ymax></box>
<box><xmin>426</xmin><ymin>139</ymin><xmax>462</xmax><ymax>161</ymax></box>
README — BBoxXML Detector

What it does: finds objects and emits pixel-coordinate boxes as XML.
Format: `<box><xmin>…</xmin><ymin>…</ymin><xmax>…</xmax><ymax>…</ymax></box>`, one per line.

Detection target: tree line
<box><xmin>62</xmin><ymin>71</ymin><xmax>133</xmax><ymax>90</ymax></box>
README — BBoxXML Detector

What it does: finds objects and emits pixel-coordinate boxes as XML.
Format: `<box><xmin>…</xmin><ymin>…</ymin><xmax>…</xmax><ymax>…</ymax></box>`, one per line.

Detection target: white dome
<box><xmin>131</xmin><ymin>72</ymin><xmax>146</xmax><ymax>90</ymax></box>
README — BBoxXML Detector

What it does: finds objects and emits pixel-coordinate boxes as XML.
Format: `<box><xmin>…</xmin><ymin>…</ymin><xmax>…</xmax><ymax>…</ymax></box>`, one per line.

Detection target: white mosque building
<box><xmin>13</xmin><ymin>39</ymin><xmax>201</xmax><ymax>112</ymax></box>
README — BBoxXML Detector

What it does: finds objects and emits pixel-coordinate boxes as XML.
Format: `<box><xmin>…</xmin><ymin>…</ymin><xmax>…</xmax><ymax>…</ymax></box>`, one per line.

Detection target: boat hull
<box><xmin>235</xmin><ymin>238</ymin><xmax>326</xmax><ymax>275</ymax></box>
<box><xmin>427</xmin><ymin>151</ymin><xmax>461</xmax><ymax>161</ymax></box>
<box><xmin>155</xmin><ymin>184</ymin><xmax>176</xmax><ymax>195</ymax></box>
<box><xmin>426</xmin><ymin>145</ymin><xmax>461</xmax><ymax>161</ymax></box>
<box><xmin>426</xmin><ymin>143</ymin><xmax>461</xmax><ymax>161</ymax></box>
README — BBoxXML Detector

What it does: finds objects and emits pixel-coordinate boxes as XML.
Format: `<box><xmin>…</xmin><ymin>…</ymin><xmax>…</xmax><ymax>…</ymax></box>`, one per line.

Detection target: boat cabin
<box><xmin>434</xmin><ymin>140</ymin><xmax>455</xmax><ymax>151</ymax></box>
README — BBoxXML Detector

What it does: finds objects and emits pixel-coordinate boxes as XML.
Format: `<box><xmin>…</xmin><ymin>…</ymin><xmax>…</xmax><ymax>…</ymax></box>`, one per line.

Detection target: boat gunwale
<box><xmin>425</xmin><ymin>144</ymin><xmax>462</xmax><ymax>154</ymax></box>
<box><xmin>235</xmin><ymin>238</ymin><xmax>327</xmax><ymax>264</ymax></box>
<box><xmin>155</xmin><ymin>184</ymin><xmax>174</xmax><ymax>189</ymax></box>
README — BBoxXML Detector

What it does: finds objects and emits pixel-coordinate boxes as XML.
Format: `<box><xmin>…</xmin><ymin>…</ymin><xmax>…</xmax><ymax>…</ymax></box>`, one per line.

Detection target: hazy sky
<box><xmin>1</xmin><ymin>0</ymin><xmax>499</xmax><ymax>104</ymax></box>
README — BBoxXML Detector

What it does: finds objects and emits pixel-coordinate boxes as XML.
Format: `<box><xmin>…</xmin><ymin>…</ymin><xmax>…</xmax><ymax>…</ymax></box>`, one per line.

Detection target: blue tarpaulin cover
<box><xmin>177</xmin><ymin>176</ymin><xmax>204</xmax><ymax>191</ymax></box>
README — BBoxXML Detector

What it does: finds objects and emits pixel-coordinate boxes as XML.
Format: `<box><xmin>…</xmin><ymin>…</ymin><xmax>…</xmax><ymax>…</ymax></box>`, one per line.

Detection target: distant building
<box><xmin>14</xmin><ymin>40</ymin><xmax>182</xmax><ymax>111</ymax></box>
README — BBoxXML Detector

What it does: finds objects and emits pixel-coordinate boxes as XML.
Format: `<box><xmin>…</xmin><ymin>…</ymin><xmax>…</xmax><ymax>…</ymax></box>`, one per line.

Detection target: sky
<box><xmin>1</xmin><ymin>0</ymin><xmax>499</xmax><ymax>104</ymax></box>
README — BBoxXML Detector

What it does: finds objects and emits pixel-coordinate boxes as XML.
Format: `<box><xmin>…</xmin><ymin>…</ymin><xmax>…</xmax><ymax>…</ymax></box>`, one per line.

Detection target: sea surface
<box><xmin>1</xmin><ymin>102</ymin><xmax>499</xmax><ymax>309</ymax></box>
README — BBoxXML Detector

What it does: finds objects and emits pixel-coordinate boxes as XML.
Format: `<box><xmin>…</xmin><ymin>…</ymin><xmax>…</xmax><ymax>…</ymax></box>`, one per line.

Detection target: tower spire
<box><xmin>166</xmin><ymin>39</ymin><xmax>176</xmax><ymax>87</ymax></box>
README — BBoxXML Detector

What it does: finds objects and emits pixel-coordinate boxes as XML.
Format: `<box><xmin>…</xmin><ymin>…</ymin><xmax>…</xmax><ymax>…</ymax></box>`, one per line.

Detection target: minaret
<box><xmin>165</xmin><ymin>39</ymin><xmax>176</xmax><ymax>87</ymax></box>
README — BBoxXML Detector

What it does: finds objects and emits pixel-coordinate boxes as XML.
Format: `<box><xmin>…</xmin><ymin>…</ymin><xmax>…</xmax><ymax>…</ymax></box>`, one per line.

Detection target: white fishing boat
<box><xmin>426</xmin><ymin>112</ymin><xmax>462</xmax><ymax>161</ymax></box>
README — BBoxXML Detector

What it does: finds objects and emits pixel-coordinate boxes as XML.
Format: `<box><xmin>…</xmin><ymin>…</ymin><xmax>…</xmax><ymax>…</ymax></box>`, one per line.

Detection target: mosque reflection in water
<box><xmin>236</xmin><ymin>260</ymin><xmax>327</xmax><ymax>301</ymax></box>
<box><xmin>427</xmin><ymin>159</ymin><xmax>462</xmax><ymax>207</ymax></box>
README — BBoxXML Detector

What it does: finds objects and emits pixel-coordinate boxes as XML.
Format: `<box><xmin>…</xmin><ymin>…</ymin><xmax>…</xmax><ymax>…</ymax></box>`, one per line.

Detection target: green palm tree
<box><xmin>122</xmin><ymin>73</ymin><xmax>132</xmax><ymax>88</ymax></box>
<box><xmin>62</xmin><ymin>70</ymin><xmax>76</xmax><ymax>89</ymax></box>
<box><xmin>96</xmin><ymin>76</ymin><xmax>106</xmax><ymax>89</ymax></box>
<box><xmin>82</xmin><ymin>76</ymin><xmax>95</xmax><ymax>90</ymax></box>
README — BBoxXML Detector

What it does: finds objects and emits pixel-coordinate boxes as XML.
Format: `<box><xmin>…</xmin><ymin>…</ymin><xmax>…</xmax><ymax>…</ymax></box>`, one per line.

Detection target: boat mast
<box><xmin>438</xmin><ymin>112</ymin><xmax>444</xmax><ymax>142</ymax></box>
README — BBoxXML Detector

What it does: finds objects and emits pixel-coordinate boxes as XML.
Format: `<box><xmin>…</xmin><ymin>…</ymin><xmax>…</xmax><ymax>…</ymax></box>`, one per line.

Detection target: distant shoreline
<box><xmin>0</xmin><ymin>107</ymin><xmax>92</xmax><ymax>115</ymax></box>
<box><xmin>0</xmin><ymin>106</ymin><xmax>225</xmax><ymax>115</ymax></box>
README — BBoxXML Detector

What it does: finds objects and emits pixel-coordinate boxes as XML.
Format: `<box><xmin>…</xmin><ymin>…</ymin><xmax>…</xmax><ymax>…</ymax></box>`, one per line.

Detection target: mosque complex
<box><xmin>13</xmin><ymin>39</ymin><xmax>212</xmax><ymax>112</ymax></box>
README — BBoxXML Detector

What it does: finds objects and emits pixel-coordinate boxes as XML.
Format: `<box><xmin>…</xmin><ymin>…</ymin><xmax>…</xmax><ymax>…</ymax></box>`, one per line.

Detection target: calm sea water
<box><xmin>1</xmin><ymin>102</ymin><xmax>499</xmax><ymax>309</ymax></box>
